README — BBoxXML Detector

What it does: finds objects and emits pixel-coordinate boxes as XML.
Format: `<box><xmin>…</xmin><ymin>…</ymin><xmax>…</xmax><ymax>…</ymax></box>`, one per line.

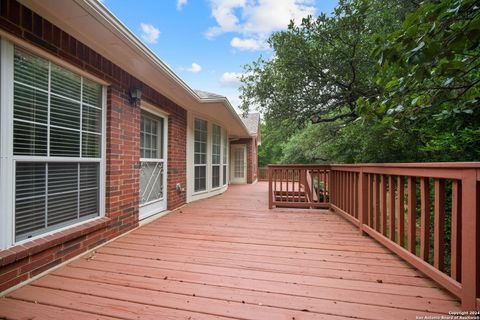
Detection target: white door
<box><xmin>230</xmin><ymin>144</ymin><xmax>247</xmax><ymax>184</ymax></box>
<box><xmin>139</xmin><ymin>111</ymin><xmax>167</xmax><ymax>220</ymax></box>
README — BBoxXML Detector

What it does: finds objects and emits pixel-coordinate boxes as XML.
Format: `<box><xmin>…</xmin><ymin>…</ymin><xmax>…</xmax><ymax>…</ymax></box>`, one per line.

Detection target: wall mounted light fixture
<box><xmin>129</xmin><ymin>87</ymin><xmax>142</xmax><ymax>107</ymax></box>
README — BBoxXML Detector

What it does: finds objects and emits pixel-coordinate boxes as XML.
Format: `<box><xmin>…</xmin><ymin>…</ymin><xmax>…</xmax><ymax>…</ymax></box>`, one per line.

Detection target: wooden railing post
<box><xmin>461</xmin><ymin>169</ymin><xmax>478</xmax><ymax>310</ymax></box>
<box><xmin>328</xmin><ymin>169</ymin><xmax>333</xmax><ymax>207</ymax></box>
<box><xmin>268</xmin><ymin>166</ymin><xmax>273</xmax><ymax>209</ymax></box>
<box><xmin>358</xmin><ymin>168</ymin><xmax>367</xmax><ymax>236</ymax></box>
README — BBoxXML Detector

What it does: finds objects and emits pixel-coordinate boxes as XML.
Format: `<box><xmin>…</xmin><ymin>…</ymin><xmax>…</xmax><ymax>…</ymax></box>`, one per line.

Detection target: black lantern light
<box><xmin>129</xmin><ymin>87</ymin><xmax>142</xmax><ymax>107</ymax></box>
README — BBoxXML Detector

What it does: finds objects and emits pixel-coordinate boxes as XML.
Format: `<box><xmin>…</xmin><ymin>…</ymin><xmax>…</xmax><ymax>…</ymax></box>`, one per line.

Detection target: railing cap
<box><xmin>267</xmin><ymin>162</ymin><xmax>480</xmax><ymax>169</ymax></box>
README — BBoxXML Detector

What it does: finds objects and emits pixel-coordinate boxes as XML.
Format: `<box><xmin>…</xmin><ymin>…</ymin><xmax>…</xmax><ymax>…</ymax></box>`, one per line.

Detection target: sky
<box><xmin>101</xmin><ymin>0</ymin><xmax>338</xmax><ymax>112</ymax></box>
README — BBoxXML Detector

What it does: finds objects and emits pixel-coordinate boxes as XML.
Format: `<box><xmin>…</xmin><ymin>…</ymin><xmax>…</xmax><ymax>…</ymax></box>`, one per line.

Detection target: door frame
<box><xmin>230</xmin><ymin>144</ymin><xmax>247</xmax><ymax>184</ymax></box>
<box><xmin>139</xmin><ymin>104</ymin><xmax>169</xmax><ymax>220</ymax></box>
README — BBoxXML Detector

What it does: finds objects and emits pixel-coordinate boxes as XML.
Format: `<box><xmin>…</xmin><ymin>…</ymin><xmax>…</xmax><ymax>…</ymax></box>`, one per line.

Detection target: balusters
<box><xmin>368</xmin><ymin>174</ymin><xmax>373</xmax><ymax>227</ymax></box>
<box><xmin>381</xmin><ymin>175</ymin><xmax>387</xmax><ymax>235</ymax></box>
<box><xmin>434</xmin><ymin>179</ymin><xmax>445</xmax><ymax>271</ymax></box>
<box><xmin>353</xmin><ymin>172</ymin><xmax>358</xmax><ymax>219</ymax></box>
<box><xmin>407</xmin><ymin>177</ymin><xmax>417</xmax><ymax>254</ymax></box>
<box><xmin>389</xmin><ymin>175</ymin><xmax>396</xmax><ymax>241</ymax></box>
<box><xmin>451</xmin><ymin>180</ymin><xmax>462</xmax><ymax>282</ymax></box>
<box><xmin>397</xmin><ymin>176</ymin><xmax>405</xmax><ymax>247</ymax></box>
<box><xmin>420</xmin><ymin>177</ymin><xmax>430</xmax><ymax>261</ymax></box>
<box><xmin>374</xmin><ymin>174</ymin><xmax>380</xmax><ymax>231</ymax></box>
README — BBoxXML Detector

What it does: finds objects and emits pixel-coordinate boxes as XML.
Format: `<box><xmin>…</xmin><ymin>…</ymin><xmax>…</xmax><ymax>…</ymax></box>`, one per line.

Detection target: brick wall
<box><xmin>0</xmin><ymin>0</ymin><xmax>187</xmax><ymax>293</ymax></box>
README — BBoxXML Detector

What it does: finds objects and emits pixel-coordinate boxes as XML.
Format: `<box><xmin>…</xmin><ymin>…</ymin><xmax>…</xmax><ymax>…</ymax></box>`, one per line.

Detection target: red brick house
<box><xmin>0</xmin><ymin>0</ymin><xmax>252</xmax><ymax>293</ymax></box>
<box><xmin>230</xmin><ymin>113</ymin><xmax>261</xmax><ymax>184</ymax></box>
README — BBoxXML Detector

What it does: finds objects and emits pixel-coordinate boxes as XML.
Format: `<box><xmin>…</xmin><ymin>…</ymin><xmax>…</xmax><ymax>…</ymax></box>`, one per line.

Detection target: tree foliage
<box><xmin>240</xmin><ymin>0</ymin><xmax>417</xmax><ymax>127</ymax></box>
<box><xmin>245</xmin><ymin>0</ymin><xmax>480</xmax><ymax>164</ymax></box>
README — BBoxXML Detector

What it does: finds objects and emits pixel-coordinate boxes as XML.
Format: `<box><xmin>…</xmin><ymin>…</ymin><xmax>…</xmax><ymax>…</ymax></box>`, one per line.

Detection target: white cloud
<box><xmin>187</xmin><ymin>63</ymin><xmax>202</xmax><ymax>73</ymax></box>
<box><xmin>140</xmin><ymin>23</ymin><xmax>160</xmax><ymax>44</ymax></box>
<box><xmin>177</xmin><ymin>0</ymin><xmax>187</xmax><ymax>10</ymax></box>
<box><xmin>220</xmin><ymin>72</ymin><xmax>243</xmax><ymax>87</ymax></box>
<box><xmin>180</xmin><ymin>63</ymin><xmax>202</xmax><ymax>73</ymax></box>
<box><xmin>206</xmin><ymin>0</ymin><xmax>316</xmax><ymax>50</ymax></box>
<box><xmin>230</xmin><ymin>37</ymin><xmax>264</xmax><ymax>51</ymax></box>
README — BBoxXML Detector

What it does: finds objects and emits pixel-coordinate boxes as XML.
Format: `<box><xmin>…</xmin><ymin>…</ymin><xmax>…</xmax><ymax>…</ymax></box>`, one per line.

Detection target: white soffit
<box><xmin>17</xmin><ymin>0</ymin><xmax>250</xmax><ymax>138</ymax></box>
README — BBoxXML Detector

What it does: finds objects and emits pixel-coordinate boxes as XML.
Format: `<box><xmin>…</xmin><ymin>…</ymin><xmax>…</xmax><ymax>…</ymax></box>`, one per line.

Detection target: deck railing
<box><xmin>267</xmin><ymin>163</ymin><xmax>480</xmax><ymax>310</ymax></box>
<box><xmin>258</xmin><ymin>167</ymin><xmax>269</xmax><ymax>181</ymax></box>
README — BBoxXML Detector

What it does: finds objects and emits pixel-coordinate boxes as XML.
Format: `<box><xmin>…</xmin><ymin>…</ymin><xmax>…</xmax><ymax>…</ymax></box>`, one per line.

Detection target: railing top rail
<box><xmin>268</xmin><ymin>162</ymin><xmax>480</xmax><ymax>169</ymax></box>
<box><xmin>268</xmin><ymin>164</ymin><xmax>331</xmax><ymax>168</ymax></box>
<box><xmin>330</xmin><ymin>162</ymin><xmax>480</xmax><ymax>169</ymax></box>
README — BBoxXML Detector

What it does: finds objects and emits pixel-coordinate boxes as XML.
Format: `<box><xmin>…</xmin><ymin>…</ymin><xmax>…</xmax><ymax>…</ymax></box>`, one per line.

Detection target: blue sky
<box><xmin>102</xmin><ymin>0</ymin><xmax>338</xmax><ymax>111</ymax></box>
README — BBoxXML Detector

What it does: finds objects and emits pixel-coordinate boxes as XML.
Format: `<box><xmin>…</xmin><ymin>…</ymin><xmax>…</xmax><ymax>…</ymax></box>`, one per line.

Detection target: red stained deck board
<box><xmin>0</xmin><ymin>182</ymin><xmax>461</xmax><ymax>319</ymax></box>
<box><xmin>103</xmin><ymin>241</ymin><xmax>417</xmax><ymax>275</ymax></box>
<box><xmin>51</xmin><ymin>266</ymin><xmax>456</xmax><ymax>314</ymax></box>
<box><xmin>0</xmin><ymin>297</ymin><xmax>117</xmax><ymax>320</ymax></box>
<box><xmin>93</xmin><ymin>246</ymin><xmax>432</xmax><ymax>287</ymax></box>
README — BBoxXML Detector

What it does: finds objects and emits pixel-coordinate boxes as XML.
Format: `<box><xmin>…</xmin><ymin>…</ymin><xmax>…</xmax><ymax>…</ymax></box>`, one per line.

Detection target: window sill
<box><xmin>0</xmin><ymin>217</ymin><xmax>111</xmax><ymax>267</ymax></box>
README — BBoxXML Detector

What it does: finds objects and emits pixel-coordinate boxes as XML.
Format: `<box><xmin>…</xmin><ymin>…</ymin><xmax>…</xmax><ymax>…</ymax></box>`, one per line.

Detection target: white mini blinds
<box><xmin>13</xmin><ymin>48</ymin><xmax>102</xmax><ymax>158</ymax></box>
<box><xmin>12</xmin><ymin>47</ymin><xmax>103</xmax><ymax>241</ymax></box>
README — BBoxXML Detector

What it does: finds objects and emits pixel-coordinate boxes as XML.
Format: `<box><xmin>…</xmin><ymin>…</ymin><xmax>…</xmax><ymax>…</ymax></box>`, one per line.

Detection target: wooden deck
<box><xmin>0</xmin><ymin>182</ymin><xmax>461</xmax><ymax>319</ymax></box>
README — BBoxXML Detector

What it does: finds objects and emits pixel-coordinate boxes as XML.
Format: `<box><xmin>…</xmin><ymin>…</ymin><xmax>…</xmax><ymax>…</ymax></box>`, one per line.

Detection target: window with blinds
<box><xmin>212</xmin><ymin>124</ymin><xmax>221</xmax><ymax>188</ymax></box>
<box><xmin>13</xmin><ymin>47</ymin><xmax>103</xmax><ymax>241</ymax></box>
<box><xmin>194</xmin><ymin>119</ymin><xmax>207</xmax><ymax>192</ymax></box>
<box><xmin>223</xmin><ymin>129</ymin><xmax>228</xmax><ymax>185</ymax></box>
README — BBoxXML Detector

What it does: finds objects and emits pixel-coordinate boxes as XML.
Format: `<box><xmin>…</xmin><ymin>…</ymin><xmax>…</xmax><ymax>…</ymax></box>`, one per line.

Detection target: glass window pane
<box><xmin>50</xmin><ymin>127</ymin><xmax>80</xmax><ymax>157</ymax></box>
<box><xmin>16</xmin><ymin>162</ymin><xmax>46</xmax><ymax>200</ymax></box>
<box><xmin>194</xmin><ymin>119</ymin><xmax>207</xmax><ymax>165</ymax></box>
<box><xmin>80</xmin><ymin>163</ymin><xmax>99</xmax><ymax>217</ymax></box>
<box><xmin>82</xmin><ymin>132</ymin><xmax>101</xmax><ymax>158</ymax></box>
<box><xmin>13</xmin><ymin>121</ymin><xmax>48</xmax><ymax>156</ymax></box>
<box><xmin>13</xmin><ymin>83</ymin><xmax>48</xmax><ymax>124</ymax></box>
<box><xmin>14</xmin><ymin>47</ymin><xmax>49</xmax><ymax>91</ymax></box>
<box><xmin>212</xmin><ymin>166</ymin><xmax>220</xmax><ymax>188</ymax></box>
<box><xmin>15</xmin><ymin>162</ymin><xmax>46</xmax><ymax>241</ymax></box>
<box><xmin>82</xmin><ymin>105</ymin><xmax>102</xmax><ymax>133</ymax></box>
<box><xmin>83</xmin><ymin>78</ymin><xmax>102</xmax><ymax>107</ymax></box>
<box><xmin>141</xmin><ymin>113</ymin><xmax>163</xmax><ymax>159</ymax></box>
<box><xmin>51</xmin><ymin>63</ymin><xmax>81</xmax><ymax>101</ymax></box>
<box><xmin>48</xmin><ymin>163</ymin><xmax>78</xmax><ymax>194</ymax></box>
<box><xmin>47</xmin><ymin>191</ymin><xmax>78</xmax><ymax>226</ymax></box>
<box><xmin>80</xmin><ymin>163</ymin><xmax>99</xmax><ymax>189</ymax></box>
<box><xmin>80</xmin><ymin>189</ymin><xmax>98</xmax><ymax>217</ymax></box>
<box><xmin>223</xmin><ymin>165</ymin><xmax>227</xmax><ymax>185</ymax></box>
<box><xmin>50</xmin><ymin>95</ymin><xmax>81</xmax><ymax>130</ymax></box>
<box><xmin>194</xmin><ymin>166</ymin><xmax>206</xmax><ymax>192</ymax></box>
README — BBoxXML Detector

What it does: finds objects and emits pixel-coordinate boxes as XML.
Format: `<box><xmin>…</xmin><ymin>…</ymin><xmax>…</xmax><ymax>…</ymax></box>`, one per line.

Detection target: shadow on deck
<box><xmin>0</xmin><ymin>182</ymin><xmax>460</xmax><ymax>319</ymax></box>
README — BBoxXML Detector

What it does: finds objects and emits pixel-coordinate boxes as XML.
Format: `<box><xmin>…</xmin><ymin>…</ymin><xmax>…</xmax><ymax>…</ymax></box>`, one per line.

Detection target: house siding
<box><xmin>0</xmin><ymin>0</ymin><xmax>186</xmax><ymax>293</ymax></box>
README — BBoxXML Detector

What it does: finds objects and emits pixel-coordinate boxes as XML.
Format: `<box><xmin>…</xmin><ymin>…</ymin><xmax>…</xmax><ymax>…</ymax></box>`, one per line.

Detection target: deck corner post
<box><xmin>461</xmin><ymin>169</ymin><xmax>479</xmax><ymax>310</ymax></box>
<box><xmin>358</xmin><ymin>168</ymin><xmax>368</xmax><ymax>236</ymax></box>
<box><xmin>327</xmin><ymin>167</ymin><xmax>333</xmax><ymax>210</ymax></box>
<box><xmin>268</xmin><ymin>166</ymin><xmax>273</xmax><ymax>209</ymax></box>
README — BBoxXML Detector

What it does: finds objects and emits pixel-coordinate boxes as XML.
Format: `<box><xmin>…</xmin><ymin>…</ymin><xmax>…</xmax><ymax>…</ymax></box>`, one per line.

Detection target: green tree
<box><xmin>242</xmin><ymin>0</ymin><xmax>480</xmax><ymax>164</ymax></box>
<box><xmin>257</xmin><ymin>122</ymin><xmax>284</xmax><ymax>166</ymax></box>
<box><xmin>363</xmin><ymin>0</ymin><xmax>480</xmax><ymax>161</ymax></box>
<box><xmin>240</xmin><ymin>0</ymin><xmax>418</xmax><ymax>128</ymax></box>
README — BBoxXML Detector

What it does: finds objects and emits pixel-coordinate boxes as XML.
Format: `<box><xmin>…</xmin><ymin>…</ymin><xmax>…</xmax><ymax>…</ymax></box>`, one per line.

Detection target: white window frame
<box><xmin>211</xmin><ymin>123</ymin><xmax>222</xmax><ymax>190</ymax></box>
<box><xmin>222</xmin><ymin>128</ymin><xmax>228</xmax><ymax>186</ymax></box>
<box><xmin>0</xmin><ymin>38</ymin><xmax>107</xmax><ymax>250</ymax></box>
<box><xmin>193</xmin><ymin>118</ymin><xmax>208</xmax><ymax>193</ymax></box>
